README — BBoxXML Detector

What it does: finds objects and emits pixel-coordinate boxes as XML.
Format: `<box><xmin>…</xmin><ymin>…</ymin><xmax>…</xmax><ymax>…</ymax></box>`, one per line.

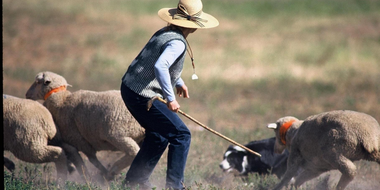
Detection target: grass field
<box><xmin>3</xmin><ymin>0</ymin><xmax>380</xmax><ymax>189</ymax></box>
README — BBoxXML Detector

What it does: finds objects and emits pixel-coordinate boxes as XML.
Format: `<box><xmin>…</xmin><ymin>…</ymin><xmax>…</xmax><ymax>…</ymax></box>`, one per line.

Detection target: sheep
<box><xmin>267</xmin><ymin>110</ymin><xmax>380</xmax><ymax>190</ymax></box>
<box><xmin>25</xmin><ymin>71</ymin><xmax>146</xmax><ymax>181</ymax></box>
<box><xmin>3</xmin><ymin>95</ymin><xmax>87</xmax><ymax>182</ymax></box>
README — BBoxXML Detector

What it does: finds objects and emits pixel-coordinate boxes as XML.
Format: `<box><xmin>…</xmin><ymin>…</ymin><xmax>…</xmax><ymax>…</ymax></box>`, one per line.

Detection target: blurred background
<box><xmin>3</xmin><ymin>0</ymin><xmax>380</xmax><ymax>189</ymax></box>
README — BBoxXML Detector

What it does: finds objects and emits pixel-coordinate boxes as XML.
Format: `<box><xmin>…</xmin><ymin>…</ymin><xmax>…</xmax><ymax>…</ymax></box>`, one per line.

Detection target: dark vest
<box><xmin>122</xmin><ymin>27</ymin><xmax>187</xmax><ymax>99</ymax></box>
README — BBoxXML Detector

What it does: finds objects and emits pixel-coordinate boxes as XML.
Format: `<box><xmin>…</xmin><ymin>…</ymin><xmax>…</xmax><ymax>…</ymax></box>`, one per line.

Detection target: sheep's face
<box><xmin>267</xmin><ymin>116</ymin><xmax>298</xmax><ymax>154</ymax></box>
<box><xmin>26</xmin><ymin>71</ymin><xmax>69</xmax><ymax>100</ymax></box>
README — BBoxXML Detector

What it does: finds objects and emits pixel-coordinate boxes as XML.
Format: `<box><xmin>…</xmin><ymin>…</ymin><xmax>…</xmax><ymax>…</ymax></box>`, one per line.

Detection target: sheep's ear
<box><xmin>36</xmin><ymin>74</ymin><xmax>44</xmax><ymax>83</ymax></box>
<box><xmin>67</xmin><ymin>84</ymin><xmax>73</xmax><ymax>87</ymax></box>
<box><xmin>44</xmin><ymin>77</ymin><xmax>52</xmax><ymax>85</ymax></box>
<box><xmin>267</xmin><ymin>123</ymin><xmax>277</xmax><ymax>129</ymax></box>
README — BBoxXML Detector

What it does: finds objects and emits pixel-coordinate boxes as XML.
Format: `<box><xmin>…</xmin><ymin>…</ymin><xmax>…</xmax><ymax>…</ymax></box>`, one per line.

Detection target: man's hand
<box><xmin>167</xmin><ymin>84</ymin><xmax>190</xmax><ymax>112</ymax></box>
<box><xmin>176</xmin><ymin>84</ymin><xmax>190</xmax><ymax>98</ymax></box>
<box><xmin>167</xmin><ymin>100</ymin><xmax>180</xmax><ymax>112</ymax></box>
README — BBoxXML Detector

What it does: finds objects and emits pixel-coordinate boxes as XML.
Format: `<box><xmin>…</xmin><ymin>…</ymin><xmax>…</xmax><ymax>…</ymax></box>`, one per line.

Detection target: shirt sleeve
<box><xmin>175</xmin><ymin>78</ymin><xmax>184</xmax><ymax>87</ymax></box>
<box><xmin>154</xmin><ymin>40</ymin><xmax>186</xmax><ymax>102</ymax></box>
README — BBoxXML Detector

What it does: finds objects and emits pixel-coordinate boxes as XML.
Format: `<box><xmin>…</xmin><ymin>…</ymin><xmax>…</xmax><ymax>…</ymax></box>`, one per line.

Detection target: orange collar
<box><xmin>279</xmin><ymin>120</ymin><xmax>296</xmax><ymax>145</ymax></box>
<box><xmin>44</xmin><ymin>86</ymin><xmax>67</xmax><ymax>100</ymax></box>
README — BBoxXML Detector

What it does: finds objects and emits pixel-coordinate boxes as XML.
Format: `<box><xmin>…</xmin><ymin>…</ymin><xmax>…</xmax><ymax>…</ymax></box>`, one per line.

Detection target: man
<box><xmin>120</xmin><ymin>0</ymin><xmax>219</xmax><ymax>189</ymax></box>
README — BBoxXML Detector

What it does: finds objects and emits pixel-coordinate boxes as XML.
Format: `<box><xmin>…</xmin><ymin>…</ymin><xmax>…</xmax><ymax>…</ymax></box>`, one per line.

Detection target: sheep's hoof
<box><xmin>67</xmin><ymin>163</ymin><xmax>76</xmax><ymax>174</ymax></box>
<box><xmin>105</xmin><ymin>172</ymin><xmax>116</xmax><ymax>181</ymax></box>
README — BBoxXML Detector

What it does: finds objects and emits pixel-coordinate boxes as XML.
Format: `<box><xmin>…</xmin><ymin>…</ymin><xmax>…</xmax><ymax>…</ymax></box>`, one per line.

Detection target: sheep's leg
<box><xmin>24</xmin><ymin>145</ymin><xmax>69</xmax><ymax>181</ymax></box>
<box><xmin>66</xmin><ymin>159</ymin><xmax>76</xmax><ymax>174</ymax></box>
<box><xmin>105</xmin><ymin>137</ymin><xmax>140</xmax><ymax>180</ymax></box>
<box><xmin>73</xmin><ymin>139</ymin><xmax>109</xmax><ymax>177</ymax></box>
<box><xmin>371</xmin><ymin>149</ymin><xmax>380</xmax><ymax>165</ymax></box>
<box><xmin>54</xmin><ymin>158</ymin><xmax>69</xmax><ymax>183</ymax></box>
<box><xmin>82</xmin><ymin>149</ymin><xmax>109</xmax><ymax>177</ymax></box>
<box><xmin>322</xmin><ymin>147</ymin><xmax>356</xmax><ymax>190</ymax></box>
<box><xmin>48</xmin><ymin>146</ymin><xmax>69</xmax><ymax>182</ymax></box>
<box><xmin>273</xmin><ymin>166</ymin><xmax>299</xmax><ymax>190</ymax></box>
<box><xmin>60</xmin><ymin>142</ymin><xmax>89</xmax><ymax>178</ymax></box>
<box><xmin>4</xmin><ymin>157</ymin><xmax>15</xmax><ymax>172</ymax></box>
<box><xmin>273</xmin><ymin>149</ymin><xmax>304</xmax><ymax>190</ymax></box>
<box><xmin>293</xmin><ymin>169</ymin><xmax>324</xmax><ymax>188</ymax></box>
<box><xmin>334</xmin><ymin>155</ymin><xmax>356</xmax><ymax>190</ymax></box>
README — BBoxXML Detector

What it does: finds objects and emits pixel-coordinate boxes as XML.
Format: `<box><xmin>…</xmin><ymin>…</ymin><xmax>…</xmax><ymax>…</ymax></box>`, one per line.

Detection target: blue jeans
<box><xmin>120</xmin><ymin>83</ymin><xmax>191</xmax><ymax>189</ymax></box>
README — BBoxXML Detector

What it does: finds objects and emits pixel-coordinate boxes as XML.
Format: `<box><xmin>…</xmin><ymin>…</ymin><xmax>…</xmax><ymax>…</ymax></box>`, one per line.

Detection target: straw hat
<box><xmin>158</xmin><ymin>0</ymin><xmax>219</xmax><ymax>29</ymax></box>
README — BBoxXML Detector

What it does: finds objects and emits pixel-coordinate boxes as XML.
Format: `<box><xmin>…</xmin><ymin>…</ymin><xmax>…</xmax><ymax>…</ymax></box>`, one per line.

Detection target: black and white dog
<box><xmin>219</xmin><ymin>137</ymin><xmax>289</xmax><ymax>178</ymax></box>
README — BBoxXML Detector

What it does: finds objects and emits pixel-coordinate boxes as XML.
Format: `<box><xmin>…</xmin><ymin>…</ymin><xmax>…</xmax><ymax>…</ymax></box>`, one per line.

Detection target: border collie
<box><xmin>219</xmin><ymin>137</ymin><xmax>289</xmax><ymax>178</ymax></box>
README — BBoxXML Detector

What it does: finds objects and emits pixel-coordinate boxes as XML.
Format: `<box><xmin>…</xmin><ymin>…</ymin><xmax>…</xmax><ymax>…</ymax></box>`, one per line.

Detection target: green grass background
<box><xmin>3</xmin><ymin>0</ymin><xmax>380</xmax><ymax>189</ymax></box>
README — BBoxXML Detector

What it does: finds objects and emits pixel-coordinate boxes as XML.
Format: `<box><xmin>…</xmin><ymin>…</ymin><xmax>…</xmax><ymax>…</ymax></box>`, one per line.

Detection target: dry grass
<box><xmin>3</xmin><ymin>0</ymin><xmax>380</xmax><ymax>189</ymax></box>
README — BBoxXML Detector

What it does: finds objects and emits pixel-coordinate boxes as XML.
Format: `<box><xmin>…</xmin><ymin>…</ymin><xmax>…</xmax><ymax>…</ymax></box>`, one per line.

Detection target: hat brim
<box><xmin>158</xmin><ymin>8</ymin><xmax>219</xmax><ymax>29</ymax></box>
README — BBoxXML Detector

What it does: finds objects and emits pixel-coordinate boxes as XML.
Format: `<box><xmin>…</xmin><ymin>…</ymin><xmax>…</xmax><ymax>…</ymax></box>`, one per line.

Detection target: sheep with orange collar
<box><xmin>25</xmin><ymin>71</ymin><xmax>145</xmax><ymax>181</ymax></box>
<box><xmin>267</xmin><ymin>110</ymin><xmax>380</xmax><ymax>190</ymax></box>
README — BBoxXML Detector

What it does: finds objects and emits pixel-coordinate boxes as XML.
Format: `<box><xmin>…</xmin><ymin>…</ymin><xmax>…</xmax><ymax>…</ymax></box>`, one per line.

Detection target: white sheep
<box><xmin>267</xmin><ymin>110</ymin><xmax>380</xmax><ymax>190</ymax></box>
<box><xmin>25</xmin><ymin>71</ymin><xmax>146</xmax><ymax>181</ymax></box>
<box><xmin>3</xmin><ymin>95</ymin><xmax>86</xmax><ymax>182</ymax></box>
